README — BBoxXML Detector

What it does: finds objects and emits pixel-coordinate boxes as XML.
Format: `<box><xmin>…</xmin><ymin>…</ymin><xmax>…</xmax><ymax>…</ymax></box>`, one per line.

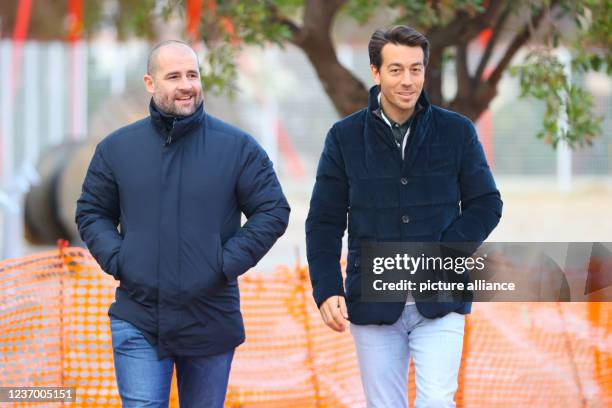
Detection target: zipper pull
<box><xmin>165</xmin><ymin>118</ymin><xmax>177</xmax><ymax>146</ymax></box>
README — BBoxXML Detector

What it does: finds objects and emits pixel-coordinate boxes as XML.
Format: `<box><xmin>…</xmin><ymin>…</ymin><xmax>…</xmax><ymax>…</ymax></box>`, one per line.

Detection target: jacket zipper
<box><xmin>165</xmin><ymin>118</ymin><xmax>176</xmax><ymax>146</ymax></box>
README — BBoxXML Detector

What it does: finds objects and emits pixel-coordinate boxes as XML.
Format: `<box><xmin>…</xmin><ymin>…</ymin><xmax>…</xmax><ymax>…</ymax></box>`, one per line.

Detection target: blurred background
<box><xmin>0</xmin><ymin>0</ymin><xmax>610</xmax><ymax>264</ymax></box>
<box><xmin>0</xmin><ymin>1</ymin><xmax>610</xmax><ymax>406</ymax></box>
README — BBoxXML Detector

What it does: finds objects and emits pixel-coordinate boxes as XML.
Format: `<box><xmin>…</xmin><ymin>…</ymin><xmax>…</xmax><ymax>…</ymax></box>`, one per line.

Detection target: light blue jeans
<box><xmin>350</xmin><ymin>304</ymin><xmax>465</xmax><ymax>408</ymax></box>
<box><xmin>110</xmin><ymin>317</ymin><xmax>234</xmax><ymax>408</ymax></box>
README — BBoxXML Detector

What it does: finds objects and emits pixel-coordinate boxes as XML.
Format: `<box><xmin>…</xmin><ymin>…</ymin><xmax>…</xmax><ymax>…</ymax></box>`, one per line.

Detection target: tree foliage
<box><xmin>2</xmin><ymin>0</ymin><xmax>609</xmax><ymax>148</ymax></box>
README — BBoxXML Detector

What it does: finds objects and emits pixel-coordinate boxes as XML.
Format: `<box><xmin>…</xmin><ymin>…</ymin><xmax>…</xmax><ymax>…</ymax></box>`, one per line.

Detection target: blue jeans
<box><xmin>350</xmin><ymin>304</ymin><xmax>465</xmax><ymax>408</ymax></box>
<box><xmin>110</xmin><ymin>317</ymin><xmax>234</xmax><ymax>408</ymax></box>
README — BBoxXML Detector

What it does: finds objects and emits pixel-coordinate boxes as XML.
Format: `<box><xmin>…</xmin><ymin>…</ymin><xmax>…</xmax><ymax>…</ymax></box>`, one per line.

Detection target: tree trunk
<box><xmin>424</xmin><ymin>48</ymin><xmax>445</xmax><ymax>108</ymax></box>
<box><xmin>289</xmin><ymin>0</ymin><xmax>368</xmax><ymax>117</ymax></box>
<box><xmin>300</xmin><ymin>39</ymin><xmax>368</xmax><ymax>117</ymax></box>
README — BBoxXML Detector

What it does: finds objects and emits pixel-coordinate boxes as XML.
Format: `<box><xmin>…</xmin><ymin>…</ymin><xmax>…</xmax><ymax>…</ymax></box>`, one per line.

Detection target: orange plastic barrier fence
<box><xmin>0</xmin><ymin>246</ymin><xmax>610</xmax><ymax>407</ymax></box>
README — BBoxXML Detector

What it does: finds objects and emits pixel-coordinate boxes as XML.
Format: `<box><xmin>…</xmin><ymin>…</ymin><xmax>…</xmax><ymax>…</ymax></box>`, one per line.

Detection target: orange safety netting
<box><xmin>0</xmin><ymin>246</ymin><xmax>610</xmax><ymax>407</ymax></box>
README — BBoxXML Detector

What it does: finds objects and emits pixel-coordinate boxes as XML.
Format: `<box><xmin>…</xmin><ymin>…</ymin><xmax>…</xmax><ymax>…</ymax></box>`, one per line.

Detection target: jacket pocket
<box><xmin>117</xmin><ymin>232</ymin><xmax>158</xmax><ymax>304</ymax></box>
<box><xmin>347</xmin><ymin>251</ymin><xmax>360</xmax><ymax>273</ymax></box>
<box><xmin>180</xmin><ymin>232</ymin><xmax>226</xmax><ymax>301</ymax></box>
<box><xmin>115</xmin><ymin>238</ymin><xmax>126</xmax><ymax>279</ymax></box>
<box><xmin>116</xmin><ymin>233</ymin><xmax>130</xmax><ymax>282</ymax></box>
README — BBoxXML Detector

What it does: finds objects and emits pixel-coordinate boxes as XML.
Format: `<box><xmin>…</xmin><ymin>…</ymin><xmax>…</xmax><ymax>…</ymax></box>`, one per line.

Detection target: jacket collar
<box><xmin>149</xmin><ymin>98</ymin><xmax>205</xmax><ymax>143</ymax></box>
<box><xmin>365</xmin><ymin>85</ymin><xmax>433</xmax><ymax>171</ymax></box>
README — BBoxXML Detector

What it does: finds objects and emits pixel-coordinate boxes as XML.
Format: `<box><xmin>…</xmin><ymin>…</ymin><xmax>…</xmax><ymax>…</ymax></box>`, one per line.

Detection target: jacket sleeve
<box><xmin>305</xmin><ymin>126</ymin><xmax>348</xmax><ymax>308</ymax></box>
<box><xmin>221</xmin><ymin>137</ymin><xmax>290</xmax><ymax>281</ymax></box>
<box><xmin>441</xmin><ymin>119</ymin><xmax>502</xmax><ymax>245</ymax></box>
<box><xmin>75</xmin><ymin>142</ymin><xmax>123</xmax><ymax>279</ymax></box>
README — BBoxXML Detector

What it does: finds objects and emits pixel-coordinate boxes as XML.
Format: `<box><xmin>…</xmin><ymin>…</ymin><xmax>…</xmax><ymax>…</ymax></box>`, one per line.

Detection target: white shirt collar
<box><xmin>377</xmin><ymin>93</ymin><xmax>393</xmax><ymax>128</ymax></box>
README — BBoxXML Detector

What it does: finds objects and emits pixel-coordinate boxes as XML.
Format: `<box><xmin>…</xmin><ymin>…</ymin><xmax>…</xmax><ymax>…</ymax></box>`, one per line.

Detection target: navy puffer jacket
<box><xmin>76</xmin><ymin>100</ymin><xmax>290</xmax><ymax>358</ymax></box>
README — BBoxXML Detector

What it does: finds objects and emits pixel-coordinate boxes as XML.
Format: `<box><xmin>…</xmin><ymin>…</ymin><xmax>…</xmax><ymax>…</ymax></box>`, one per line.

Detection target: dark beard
<box><xmin>153</xmin><ymin>94</ymin><xmax>202</xmax><ymax>117</ymax></box>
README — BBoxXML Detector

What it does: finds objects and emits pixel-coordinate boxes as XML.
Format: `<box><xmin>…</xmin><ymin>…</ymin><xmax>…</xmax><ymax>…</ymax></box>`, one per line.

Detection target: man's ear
<box><xmin>143</xmin><ymin>74</ymin><xmax>155</xmax><ymax>94</ymax></box>
<box><xmin>370</xmin><ymin>64</ymin><xmax>381</xmax><ymax>86</ymax></box>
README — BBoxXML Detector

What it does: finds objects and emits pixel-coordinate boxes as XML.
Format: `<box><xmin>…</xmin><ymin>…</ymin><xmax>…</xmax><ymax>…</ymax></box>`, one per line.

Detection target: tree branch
<box><xmin>449</xmin><ymin>1</ymin><xmax>560</xmax><ymax>121</ymax></box>
<box><xmin>424</xmin><ymin>48</ymin><xmax>443</xmax><ymax>105</ymax></box>
<box><xmin>265</xmin><ymin>0</ymin><xmax>346</xmax><ymax>49</ymax></box>
<box><xmin>473</xmin><ymin>2</ymin><xmax>513</xmax><ymax>84</ymax></box>
<box><xmin>487</xmin><ymin>1</ymin><xmax>557</xmax><ymax>88</ymax></box>
<box><xmin>267</xmin><ymin>0</ymin><xmax>366</xmax><ymax>116</ymax></box>
<box><xmin>455</xmin><ymin>41</ymin><xmax>471</xmax><ymax>100</ymax></box>
<box><xmin>426</xmin><ymin>1</ymin><xmax>506</xmax><ymax>48</ymax></box>
<box><xmin>264</xmin><ymin>1</ymin><xmax>305</xmax><ymax>46</ymax></box>
<box><xmin>425</xmin><ymin>1</ymin><xmax>507</xmax><ymax>107</ymax></box>
<box><xmin>302</xmin><ymin>0</ymin><xmax>346</xmax><ymax>32</ymax></box>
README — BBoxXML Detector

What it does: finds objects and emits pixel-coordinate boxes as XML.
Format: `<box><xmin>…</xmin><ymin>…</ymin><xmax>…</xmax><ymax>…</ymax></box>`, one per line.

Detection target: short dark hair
<box><xmin>368</xmin><ymin>25</ymin><xmax>430</xmax><ymax>70</ymax></box>
<box><xmin>147</xmin><ymin>39</ymin><xmax>198</xmax><ymax>75</ymax></box>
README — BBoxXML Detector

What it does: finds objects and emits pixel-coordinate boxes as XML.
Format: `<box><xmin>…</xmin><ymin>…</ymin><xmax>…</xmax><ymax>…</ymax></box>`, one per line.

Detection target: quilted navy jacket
<box><xmin>306</xmin><ymin>86</ymin><xmax>502</xmax><ymax>322</ymax></box>
<box><xmin>76</xmin><ymin>101</ymin><xmax>290</xmax><ymax>358</ymax></box>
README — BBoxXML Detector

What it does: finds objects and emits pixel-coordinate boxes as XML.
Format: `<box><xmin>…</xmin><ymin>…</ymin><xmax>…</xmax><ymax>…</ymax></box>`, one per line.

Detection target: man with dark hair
<box><xmin>76</xmin><ymin>40</ymin><xmax>290</xmax><ymax>407</ymax></box>
<box><xmin>306</xmin><ymin>25</ymin><xmax>502</xmax><ymax>407</ymax></box>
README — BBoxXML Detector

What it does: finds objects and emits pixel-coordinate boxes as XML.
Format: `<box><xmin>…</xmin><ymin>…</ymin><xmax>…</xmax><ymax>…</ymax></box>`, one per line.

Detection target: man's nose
<box><xmin>401</xmin><ymin>71</ymin><xmax>414</xmax><ymax>86</ymax></box>
<box><xmin>177</xmin><ymin>76</ymin><xmax>192</xmax><ymax>90</ymax></box>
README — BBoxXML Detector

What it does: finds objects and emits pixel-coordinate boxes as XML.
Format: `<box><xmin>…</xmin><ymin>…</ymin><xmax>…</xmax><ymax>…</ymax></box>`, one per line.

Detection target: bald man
<box><xmin>76</xmin><ymin>40</ymin><xmax>290</xmax><ymax>407</ymax></box>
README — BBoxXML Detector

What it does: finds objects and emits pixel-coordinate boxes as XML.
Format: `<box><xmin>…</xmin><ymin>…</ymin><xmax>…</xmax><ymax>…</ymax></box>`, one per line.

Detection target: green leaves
<box><xmin>508</xmin><ymin>0</ymin><xmax>609</xmax><ymax>150</ymax></box>
<box><xmin>386</xmin><ymin>0</ymin><xmax>485</xmax><ymax>29</ymax></box>
<box><xmin>345</xmin><ymin>0</ymin><xmax>486</xmax><ymax>29</ymax></box>
<box><xmin>214</xmin><ymin>1</ymin><xmax>296</xmax><ymax>45</ymax></box>
<box><xmin>113</xmin><ymin>0</ymin><xmax>158</xmax><ymax>41</ymax></box>
<box><xmin>195</xmin><ymin>0</ymin><xmax>302</xmax><ymax>95</ymax></box>
<box><xmin>68</xmin><ymin>0</ymin><xmax>609</xmax><ymax>148</ymax></box>
<box><xmin>200</xmin><ymin>44</ymin><xmax>239</xmax><ymax>97</ymax></box>
<box><xmin>510</xmin><ymin>50</ymin><xmax>602</xmax><ymax>149</ymax></box>
<box><xmin>572</xmin><ymin>52</ymin><xmax>612</xmax><ymax>75</ymax></box>
<box><xmin>345</xmin><ymin>0</ymin><xmax>381</xmax><ymax>24</ymax></box>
